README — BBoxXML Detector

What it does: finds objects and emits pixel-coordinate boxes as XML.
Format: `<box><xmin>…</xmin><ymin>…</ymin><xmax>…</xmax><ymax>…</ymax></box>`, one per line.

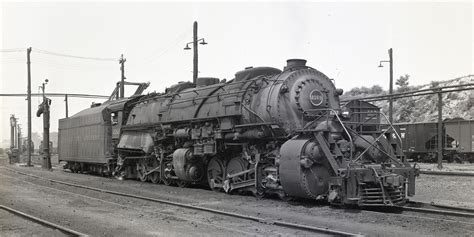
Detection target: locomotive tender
<box><xmin>59</xmin><ymin>59</ymin><xmax>417</xmax><ymax>206</ymax></box>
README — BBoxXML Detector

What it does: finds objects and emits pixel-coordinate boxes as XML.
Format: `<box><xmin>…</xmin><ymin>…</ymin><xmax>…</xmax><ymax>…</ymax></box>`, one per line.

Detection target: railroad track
<box><xmin>0</xmin><ymin>204</ymin><xmax>88</xmax><ymax>237</ymax></box>
<box><xmin>403</xmin><ymin>201</ymin><xmax>474</xmax><ymax>218</ymax></box>
<box><xmin>419</xmin><ymin>170</ymin><xmax>474</xmax><ymax>177</ymax></box>
<box><xmin>1</xmin><ymin>167</ymin><xmax>362</xmax><ymax>237</ymax></box>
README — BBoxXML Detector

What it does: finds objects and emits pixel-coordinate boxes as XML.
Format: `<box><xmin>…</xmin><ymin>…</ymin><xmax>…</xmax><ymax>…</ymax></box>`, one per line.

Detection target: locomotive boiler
<box><xmin>59</xmin><ymin>59</ymin><xmax>417</xmax><ymax>206</ymax></box>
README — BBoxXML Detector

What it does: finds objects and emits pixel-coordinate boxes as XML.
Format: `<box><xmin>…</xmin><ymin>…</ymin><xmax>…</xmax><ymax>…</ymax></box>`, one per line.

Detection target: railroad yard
<box><xmin>2</xmin><ymin>2</ymin><xmax>473</xmax><ymax>237</ymax></box>
<box><xmin>0</xmin><ymin>155</ymin><xmax>472</xmax><ymax>236</ymax></box>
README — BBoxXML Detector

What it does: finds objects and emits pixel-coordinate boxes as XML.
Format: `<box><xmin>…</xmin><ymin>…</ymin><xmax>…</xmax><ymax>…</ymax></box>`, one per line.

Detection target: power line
<box><xmin>1</xmin><ymin>47</ymin><xmax>120</xmax><ymax>62</ymax></box>
<box><xmin>34</xmin><ymin>48</ymin><xmax>120</xmax><ymax>62</ymax></box>
<box><xmin>128</xmin><ymin>29</ymin><xmax>191</xmax><ymax>67</ymax></box>
<box><xmin>34</xmin><ymin>58</ymin><xmax>117</xmax><ymax>71</ymax></box>
<box><xmin>0</xmin><ymin>48</ymin><xmax>24</xmax><ymax>53</ymax></box>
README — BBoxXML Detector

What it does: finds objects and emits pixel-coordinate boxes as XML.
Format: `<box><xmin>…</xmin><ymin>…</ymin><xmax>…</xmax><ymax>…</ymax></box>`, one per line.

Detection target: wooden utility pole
<box><xmin>10</xmin><ymin>115</ymin><xmax>16</xmax><ymax>150</ymax></box>
<box><xmin>64</xmin><ymin>94</ymin><xmax>69</xmax><ymax>118</ymax></box>
<box><xmin>42</xmin><ymin>99</ymin><xmax>51</xmax><ymax>170</ymax></box>
<box><xmin>9</xmin><ymin>115</ymin><xmax>16</xmax><ymax>164</ymax></box>
<box><xmin>184</xmin><ymin>21</ymin><xmax>207</xmax><ymax>84</ymax></box>
<box><xmin>193</xmin><ymin>21</ymin><xmax>198</xmax><ymax>84</ymax></box>
<box><xmin>437</xmin><ymin>90</ymin><xmax>443</xmax><ymax>169</ymax></box>
<box><xmin>388</xmin><ymin>48</ymin><xmax>393</xmax><ymax>123</ymax></box>
<box><xmin>119</xmin><ymin>54</ymin><xmax>126</xmax><ymax>98</ymax></box>
<box><xmin>17</xmin><ymin>124</ymin><xmax>22</xmax><ymax>154</ymax></box>
<box><xmin>26</xmin><ymin>47</ymin><xmax>32</xmax><ymax>167</ymax></box>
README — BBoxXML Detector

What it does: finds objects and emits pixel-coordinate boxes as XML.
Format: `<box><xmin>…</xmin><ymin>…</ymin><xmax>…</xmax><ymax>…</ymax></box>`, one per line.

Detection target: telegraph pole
<box><xmin>183</xmin><ymin>21</ymin><xmax>207</xmax><ymax>84</ymax></box>
<box><xmin>64</xmin><ymin>94</ymin><xmax>69</xmax><ymax>118</ymax></box>
<box><xmin>378</xmin><ymin>48</ymin><xmax>394</xmax><ymax>123</ymax></box>
<box><xmin>388</xmin><ymin>48</ymin><xmax>393</xmax><ymax>123</ymax></box>
<box><xmin>437</xmin><ymin>90</ymin><xmax>443</xmax><ymax>169</ymax></box>
<box><xmin>119</xmin><ymin>54</ymin><xmax>126</xmax><ymax>98</ymax></box>
<box><xmin>193</xmin><ymin>21</ymin><xmax>198</xmax><ymax>84</ymax></box>
<box><xmin>26</xmin><ymin>47</ymin><xmax>32</xmax><ymax>167</ymax></box>
<box><xmin>17</xmin><ymin>124</ymin><xmax>22</xmax><ymax>154</ymax></box>
<box><xmin>10</xmin><ymin>115</ymin><xmax>16</xmax><ymax>151</ymax></box>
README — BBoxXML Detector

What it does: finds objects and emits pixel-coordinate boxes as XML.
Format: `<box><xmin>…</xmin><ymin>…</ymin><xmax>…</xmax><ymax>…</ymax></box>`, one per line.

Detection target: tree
<box><xmin>396</xmin><ymin>74</ymin><xmax>410</xmax><ymax>92</ymax></box>
<box><xmin>397</xmin><ymin>98</ymin><xmax>415</xmax><ymax>122</ymax></box>
<box><xmin>370</xmin><ymin>85</ymin><xmax>383</xmax><ymax>94</ymax></box>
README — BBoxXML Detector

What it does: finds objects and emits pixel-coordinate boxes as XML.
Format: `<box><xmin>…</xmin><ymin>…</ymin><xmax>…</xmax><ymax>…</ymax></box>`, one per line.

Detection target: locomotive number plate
<box><xmin>309</xmin><ymin>89</ymin><xmax>324</xmax><ymax>106</ymax></box>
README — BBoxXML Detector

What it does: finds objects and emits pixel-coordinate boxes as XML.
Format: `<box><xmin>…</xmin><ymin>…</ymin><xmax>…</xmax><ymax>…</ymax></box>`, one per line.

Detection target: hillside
<box><xmin>341</xmin><ymin>75</ymin><xmax>474</xmax><ymax>123</ymax></box>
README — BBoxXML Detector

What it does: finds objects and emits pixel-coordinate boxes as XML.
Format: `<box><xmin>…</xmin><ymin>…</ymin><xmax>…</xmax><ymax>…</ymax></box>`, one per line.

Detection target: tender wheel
<box><xmin>136</xmin><ymin>162</ymin><xmax>148</xmax><ymax>182</ymax></box>
<box><xmin>148</xmin><ymin>172</ymin><xmax>161</xmax><ymax>184</ymax></box>
<box><xmin>207</xmin><ymin>157</ymin><xmax>225</xmax><ymax>191</ymax></box>
<box><xmin>99</xmin><ymin>167</ymin><xmax>105</xmax><ymax>176</ymax></box>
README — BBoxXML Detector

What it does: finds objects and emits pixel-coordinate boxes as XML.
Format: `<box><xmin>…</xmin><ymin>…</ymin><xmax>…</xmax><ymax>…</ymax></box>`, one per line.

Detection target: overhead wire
<box><xmin>33</xmin><ymin>48</ymin><xmax>120</xmax><ymax>62</ymax></box>
<box><xmin>128</xmin><ymin>29</ymin><xmax>192</xmax><ymax>67</ymax></box>
<box><xmin>0</xmin><ymin>48</ymin><xmax>25</xmax><ymax>53</ymax></box>
<box><xmin>32</xmin><ymin>55</ymin><xmax>117</xmax><ymax>71</ymax></box>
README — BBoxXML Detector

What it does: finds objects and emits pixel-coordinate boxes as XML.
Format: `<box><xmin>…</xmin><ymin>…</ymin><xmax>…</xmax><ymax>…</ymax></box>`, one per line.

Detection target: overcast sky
<box><xmin>0</xmin><ymin>1</ymin><xmax>472</xmax><ymax>144</ymax></box>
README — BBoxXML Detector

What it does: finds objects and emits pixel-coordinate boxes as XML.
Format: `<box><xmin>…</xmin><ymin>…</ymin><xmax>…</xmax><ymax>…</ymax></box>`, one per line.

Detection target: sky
<box><xmin>0</xmin><ymin>1</ymin><xmax>472</xmax><ymax>144</ymax></box>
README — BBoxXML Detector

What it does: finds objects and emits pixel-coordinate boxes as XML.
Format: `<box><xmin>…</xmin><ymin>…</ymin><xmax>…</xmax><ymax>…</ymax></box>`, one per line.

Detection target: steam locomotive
<box><xmin>58</xmin><ymin>59</ymin><xmax>417</xmax><ymax>206</ymax></box>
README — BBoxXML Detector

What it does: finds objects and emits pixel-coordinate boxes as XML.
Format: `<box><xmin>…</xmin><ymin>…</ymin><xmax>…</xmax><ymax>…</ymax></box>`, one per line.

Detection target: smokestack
<box><xmin>285</xmin><ymin>59</ymin><xmax>307</xmax><ymax>70</ymax></box>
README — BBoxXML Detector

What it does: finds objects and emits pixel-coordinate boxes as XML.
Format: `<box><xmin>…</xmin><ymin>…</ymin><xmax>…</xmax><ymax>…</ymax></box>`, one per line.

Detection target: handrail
<box><xmin>130</xmin><ymin>74</ymin><xmax>279</xmax><ymax>106</ymax></box>
<box><xmin>349</xmin><ymin>126</ymin><xmax>403</xmax><ymax>166</ymax></box>
<box><xmin>302</xmin><ymin>108</ymin><xmax>406</xmax><ymax>167</ymax></box>
<box><xmin>350</xmin><ymin>111</ymin><xmax>403</xmax><ymax>165</ymax></box>
<box><xmin>379</xmin><ymin>111</ymin><xmax>403</xmax><ymax>148</ymax></box>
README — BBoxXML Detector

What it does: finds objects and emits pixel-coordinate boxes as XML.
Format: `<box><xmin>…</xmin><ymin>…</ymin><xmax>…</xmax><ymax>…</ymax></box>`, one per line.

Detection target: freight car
<box><xmin>394</xmin><ymin>119</ymin><xmax>474</xmax><ymax>163</ymax></box>
<box><xmin>59</xmin><ymin>59</ymin><xmax>417</xmax><ymax>206</ymax></box>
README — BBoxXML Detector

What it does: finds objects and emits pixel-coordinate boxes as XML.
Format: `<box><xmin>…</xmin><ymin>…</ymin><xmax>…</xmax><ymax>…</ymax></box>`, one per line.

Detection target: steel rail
<box><xmin>418</xmin><ymin>170</ymin><xmax>474</xmax><ymax>177</ymax></box>
<box><xmin>407</xmin><ymin>200</ymin><xmax>474</xmax><ymax>213</ymax></box>
<box><xmin>3</xmin><ymin>167</ymin><xmax>362</xmax><ymax>237</ymax></box>
<box><xmin>0</xmin><ymin>204</ymin><xmax>88</xmax><ymax>237</ymax></box>
<box><xmin>400</xmin><ymin>206</ymin><xmax>474</xmax><ymax>218</ymax></box>
<box><xmin>0</xmin><ymin>172</ymin><xmax>261</xmax><ymax>236</ymax></box>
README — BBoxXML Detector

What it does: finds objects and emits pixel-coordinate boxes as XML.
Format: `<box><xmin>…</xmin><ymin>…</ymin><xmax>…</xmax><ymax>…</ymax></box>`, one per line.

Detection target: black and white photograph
<box><xmin>0</xmin><ymin>1</ymin><xmax>472</xmax><ymax>236</ymax></box>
